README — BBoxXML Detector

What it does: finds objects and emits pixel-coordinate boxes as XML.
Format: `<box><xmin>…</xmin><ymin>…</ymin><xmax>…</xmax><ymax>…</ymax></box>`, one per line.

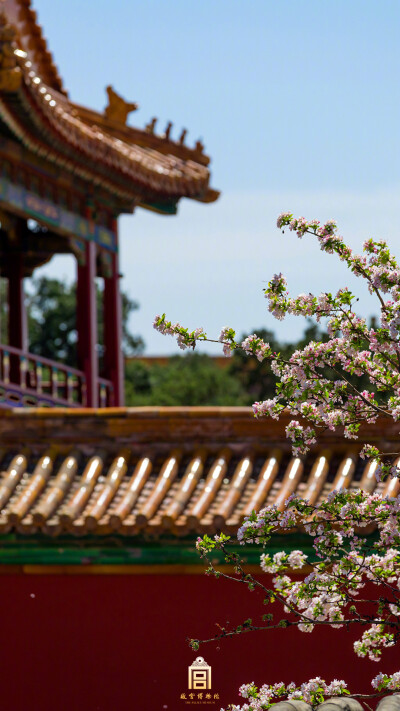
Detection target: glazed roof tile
<box><xmin>3</xmin><ymin>0</ymin><xmax>64</xmax><ymax>94</ymax></box>
<box><xmin>0</xmin><ymin>407</ymin><xmax>397</xmax><ymax>538</ymax></box>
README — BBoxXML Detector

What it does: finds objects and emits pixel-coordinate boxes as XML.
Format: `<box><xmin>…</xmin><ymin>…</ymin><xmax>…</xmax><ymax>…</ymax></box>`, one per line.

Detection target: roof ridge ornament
<box><xmin>104</xmin><ymin>84</ymin><xmax>138</xmax><ymax>125</ymax></box>
<box><xmin>195</xmin><ymin>138</ymin><xmax>204</xmax><ymax>155</ymax></box>
<box><xmin>163</xmin><ymin>120</ymin><xmax>173</xmax><ymax>140</ymax></box>
<box><xmin>0</xmin><ymin>8</ymin><xmax>21</xmax><ymax>91</ymax></box>
<box><xmin>145</xmin><ymin>116</ymin><xmax>157</xmax><ymax>134</ymax></box>
<box><xmin>179</xmin><ymin>128</ymin><xmax>187</xmax><ymax>145</ymax></box>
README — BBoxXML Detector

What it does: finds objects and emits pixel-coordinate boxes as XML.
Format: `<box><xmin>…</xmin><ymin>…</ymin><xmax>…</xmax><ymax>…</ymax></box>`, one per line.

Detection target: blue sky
<box><xmin>33</xmin><ymin>0</ymin><xmax>400</xmax><ymax>353</ymax></box>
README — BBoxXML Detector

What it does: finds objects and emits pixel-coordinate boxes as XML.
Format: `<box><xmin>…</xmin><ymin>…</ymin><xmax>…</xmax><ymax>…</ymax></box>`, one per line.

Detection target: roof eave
<box><xmin>194</xmin><ymin>188</ymin><xmax>221</xmax><ymax>204</ymax></box>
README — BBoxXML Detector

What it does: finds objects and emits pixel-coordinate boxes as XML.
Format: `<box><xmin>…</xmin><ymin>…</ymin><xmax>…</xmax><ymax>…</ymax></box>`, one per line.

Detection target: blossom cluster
<box><xmin>260</xmin><ymin>215</ymin><xmax>400</xmax><ymax>457</ymax></box>
<box><xmin>198</xmin><ymin>488</ymin><xmax>400</xmax><ymax>704</ymax></box>
<box><xmin>153</xmin><ymin>314</ymin><xmax>206</xmax><ymax>350</ymax></box>
<box><xmin>260</xmin><ymin>549</ymin><xmax>307</xmax><ymax>573</ymax></box>
<box><xmin>372</xmin><ymin>672</ymin><xmax>400</xmax><ymax>692</ymax></box>
<box><xmin>221</xmin><ymin>677</ymin><xmax>349</xmax><ymax>710</ymax></box>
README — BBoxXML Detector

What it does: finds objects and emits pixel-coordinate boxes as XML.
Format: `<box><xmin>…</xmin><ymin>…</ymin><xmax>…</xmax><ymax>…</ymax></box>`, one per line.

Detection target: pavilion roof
<box><xmin>0</xmin><ymin>407</ymin><xmax>396</xmax><ymax>539</ymax></box>
<box><xmin>3</xmin><ymin>0</ymin><xmax>64</xmax><ymax>94</ymax></box>
<box><xmin>0</xmin><ymin>2</ymin><xmax>219</xmax><ymax>211</ymax></box>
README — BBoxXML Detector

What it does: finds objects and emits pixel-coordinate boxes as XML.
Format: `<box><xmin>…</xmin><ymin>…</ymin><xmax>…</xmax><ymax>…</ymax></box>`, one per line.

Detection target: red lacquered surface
<box><xmin>0</xmin><ymin>573</ymin><xmax>395</xmax><ymax>711</ymax></box>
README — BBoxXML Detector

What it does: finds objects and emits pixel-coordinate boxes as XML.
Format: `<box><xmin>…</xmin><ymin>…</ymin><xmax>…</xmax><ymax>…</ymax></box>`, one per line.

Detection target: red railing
<box><xmin>98</xmin><ymin>377</ymin><xmax>114</xmax><ymax>408</ymax></box>
<box><xmin>0</xmin><ymin>344</ymin><xmax>113</xmax><ymax>408</ymax></box>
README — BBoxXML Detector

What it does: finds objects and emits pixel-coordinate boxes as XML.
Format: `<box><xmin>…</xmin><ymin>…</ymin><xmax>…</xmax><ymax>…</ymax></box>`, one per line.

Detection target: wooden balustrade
<box><xmin>98</xmin><ymin>378</ymin><xmax>114</xmax><ymax>407</ymax></box>
<box><xmin>0</xmin><ymin>342</ymin><xmax>113</xmax><ymax>408</ymax></box>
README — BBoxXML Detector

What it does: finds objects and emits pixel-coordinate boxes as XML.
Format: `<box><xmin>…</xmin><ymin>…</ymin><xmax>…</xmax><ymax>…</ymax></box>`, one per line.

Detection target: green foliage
<box><xmin>125</xmin><ymin>323</ymin><xmax>337</xmax><ymax>406</ymax></box>
<box><xmin>27</xmin><ymin>277</ymin><xmax>77</xmax><ymax>364</ymax></box>
<box><xmin>228</xmin><ymin>321</ymin><xmax>328</xmax><ymax>404</ymax></box>
<box><xmin>15</xmin><ymin>275</ymin><xmax>375</xmax><ymax>407</ymax></box>
<box><xmin>125</xmin><ymin>353</ymin><xmax>248</xmax><ymax>406</ymax></box>
<box><xmin>26</xmin><ymin>276</ymin><xmax>143</xmax><ymax>366</ymax></box>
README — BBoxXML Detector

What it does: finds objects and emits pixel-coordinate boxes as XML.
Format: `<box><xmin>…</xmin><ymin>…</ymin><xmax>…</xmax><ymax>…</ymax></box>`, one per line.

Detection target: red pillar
<box><xmin>7</xmin><ymin>251</ymin><xmax>28</xmax><ymax>384</ymax></box>
<box><xmin>103</xmin><ymin>251</ymin><xmax>124</xmax><ymax>406</ymax></box>
<box><xmin>7</xmin><ymin>252</ymin><xmax>27</xmax><ymax>351</ymax></box>
<box><xmin>77</xmin><ymin>241</ymin><xmax>98</xmax><ymax>407</ymax></box>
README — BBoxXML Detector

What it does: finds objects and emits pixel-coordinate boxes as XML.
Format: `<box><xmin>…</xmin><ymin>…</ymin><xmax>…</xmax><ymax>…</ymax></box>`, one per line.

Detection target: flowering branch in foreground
<box><xmin>154</xmin><ymin>215</ymin><xmax>400</xmax><ymax>708</ymax></box>
<box><xmin>194</xmin><ymin>489</ymin><xmax>400</xmax><ymax>709</ymax></box>
<box><xmin>155</xmin><ymin>213</ymin><xmax>400</xmax><ymax>469</ymax></box>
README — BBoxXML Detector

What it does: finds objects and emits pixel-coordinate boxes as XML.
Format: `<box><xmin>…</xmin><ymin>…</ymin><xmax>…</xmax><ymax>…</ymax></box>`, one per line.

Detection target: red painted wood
<box><xmin>0</xmin><ymin>343</ymin><xmax>86</xmax><ymax>406</ymax></box>
<box><xmin>7</xmin><ymin>253</ymin><xmax>27</xmax><ymax>352</ymax></box>
<box><xmin>103</xmin><ymin>243</ymin><xmax>124</xmax><ymax>406</ymax></box>
<box><xmin>77</xmin><ymin>241</ymin><xmax>98</xmax><ymax>407</ymax></box>
<box><xmin>7</xmin><ymin>252</ymin><xmax>27</xmax><ymax>383</ymax></box>
<box><xmin>0</xmin><ymin>573</ymin><xmax>395</xmax><ymax>711</ymax></box>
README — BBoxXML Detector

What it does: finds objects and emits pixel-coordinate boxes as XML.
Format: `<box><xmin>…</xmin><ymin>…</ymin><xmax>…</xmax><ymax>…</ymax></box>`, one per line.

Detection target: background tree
<box><xmin>125</xmin><ymin>352</ymin><xmax>247</xmax><ymax>406</ymax></box>
<box><xmin>25</xmin><ymin>276</ymin><xmax>144</xmax><ymax>366</ymax></box>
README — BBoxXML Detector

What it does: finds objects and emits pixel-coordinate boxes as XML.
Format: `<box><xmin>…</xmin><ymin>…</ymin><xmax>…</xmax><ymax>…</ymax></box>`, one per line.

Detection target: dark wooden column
<box><xmin>77</xmin><ymin>241</ymin><xmax>98</xmax><ymax>407</ymax></box>
<box><xmin>103</xmin><ymin>251</ymin><xmax>124</xmax><ymax>406</ymax></box>
<box><xmin>7</xmin><ymin>251</ymin><xmax>27</xmax><ymax>352</ymax></box>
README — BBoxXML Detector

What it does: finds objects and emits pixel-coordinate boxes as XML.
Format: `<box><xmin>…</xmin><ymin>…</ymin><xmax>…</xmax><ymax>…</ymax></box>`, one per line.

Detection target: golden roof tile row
<box><xmin>0</xmin><ymin>436</ymin><xmax>400</xmax><ymax>536</ymax></box>
<box><xmin>0</xmin><ymin>406</ymin><xmax>397</xmax><ymax>538</ymax></box>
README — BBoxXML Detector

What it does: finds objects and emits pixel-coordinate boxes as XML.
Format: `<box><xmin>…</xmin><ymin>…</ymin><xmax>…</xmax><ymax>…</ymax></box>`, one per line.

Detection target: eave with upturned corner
<box><xmin>0</xmin><ymin>9</ymin><xmax>219</xmax><ymax>214</ymax></box>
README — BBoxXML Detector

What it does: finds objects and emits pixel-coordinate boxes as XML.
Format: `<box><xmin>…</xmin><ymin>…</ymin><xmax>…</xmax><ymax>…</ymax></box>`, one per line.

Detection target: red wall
<box><xmin>0</xmin><ymin>573</ymin><xmax>395</xmax><ymax>711</ymax></box>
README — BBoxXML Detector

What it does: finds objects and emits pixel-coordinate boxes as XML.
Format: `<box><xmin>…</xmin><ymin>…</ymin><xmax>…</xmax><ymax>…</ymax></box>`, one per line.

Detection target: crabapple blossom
<box><xmin>197</xmin><ymin>489</ymin><xmax>400</xmax><ymax>708</ymax></box>
<box><xmin>226</xmin><ymin>677</ymin><xmax>350</xmax><ymax>710</ymax></box>
<box><xmin>156</xmin><ymin>214</ymin><xmax>400</xmax><ymax>706</ymax></box>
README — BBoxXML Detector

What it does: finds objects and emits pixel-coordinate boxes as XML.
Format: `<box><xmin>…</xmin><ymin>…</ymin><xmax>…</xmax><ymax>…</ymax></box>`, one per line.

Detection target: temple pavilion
<box><xmin>0</xmin><ymin>0</ymin><xmax>218</xmax><ymax>409</ymax></box>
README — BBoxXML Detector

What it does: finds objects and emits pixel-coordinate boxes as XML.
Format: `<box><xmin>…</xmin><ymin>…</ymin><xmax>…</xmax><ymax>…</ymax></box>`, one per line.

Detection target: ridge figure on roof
<box><xmin>195</xmin><ymin>139</ymin><xmax>204</xmax><ymax>154</ymax></box>
<box><xmin>104</xmin><ymin>85</ymin><xmax>138</xmax><ymax>124</ymax></box>
<box><xmin>145</xmin><ymin>117</ymin><xmax>157</xmax><ymax>134</ymax></box>
<box><xmin>164</xmin><ymin>121</ymin><xmax>173</xmax><ymax>140</ymax></box>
